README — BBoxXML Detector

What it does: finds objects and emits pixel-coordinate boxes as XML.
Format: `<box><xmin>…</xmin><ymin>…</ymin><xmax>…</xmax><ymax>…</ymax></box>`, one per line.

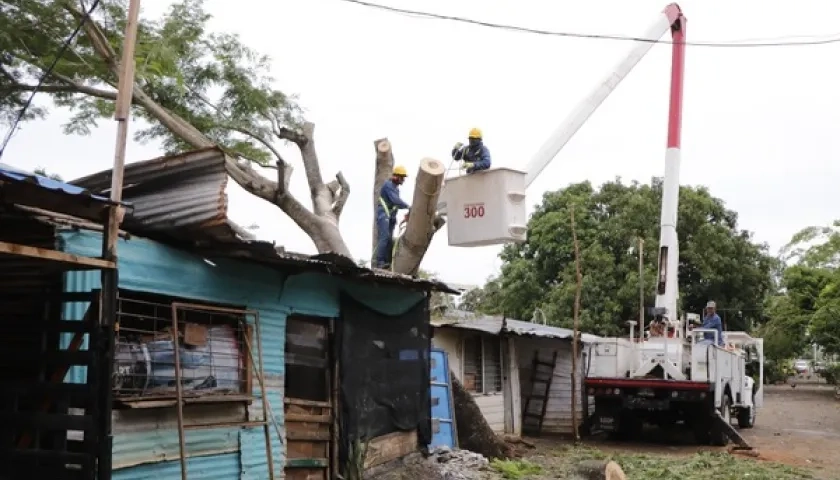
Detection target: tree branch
<box><xmin>3</xmin><ymin>81</ymin><xmax>119</xmax><ymax>101</ymax></box>
<box><xmin>275</xmin><ymin>126</ymin><xmax>306</xmax><ymax>146</ymax></box>
<box><xmin>331</xmin><ymin>171</ymin><xmax>350</xmax><ymax>217</ymax></box>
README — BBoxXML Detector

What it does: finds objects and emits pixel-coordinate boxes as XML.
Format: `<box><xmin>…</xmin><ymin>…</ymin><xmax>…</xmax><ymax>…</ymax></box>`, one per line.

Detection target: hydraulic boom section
<box><xmin>523</xmin><ymin>4</ymin><xmax>687</xmax><ymax>189</ymax></box>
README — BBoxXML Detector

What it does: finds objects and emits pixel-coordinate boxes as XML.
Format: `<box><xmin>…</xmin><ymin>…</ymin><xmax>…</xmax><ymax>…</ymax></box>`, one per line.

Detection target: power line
<box><xmin>336</xmin><ymin>0</ymin><xmax>840</xmax><ymax>48</ymax></box>
<box><xmin>0</xmin><ymin>0</ymin><xmax>101</xmax><ymax>161</ymax></box>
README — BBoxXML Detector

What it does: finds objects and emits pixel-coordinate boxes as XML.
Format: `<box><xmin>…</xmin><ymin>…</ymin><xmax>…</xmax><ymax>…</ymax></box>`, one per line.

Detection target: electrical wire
<box><xmin>335</xmin><ymin>0</ymin><xmax>840</xmax><ymax>48</ymax></box>
<box><xmin>0</xmin><ymin>0</ymin><xmax>101</xmax><ymax>160</ymax></box>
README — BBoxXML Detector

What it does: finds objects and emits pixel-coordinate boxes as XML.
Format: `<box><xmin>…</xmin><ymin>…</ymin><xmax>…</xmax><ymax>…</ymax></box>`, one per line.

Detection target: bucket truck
<box><xmin>437</xmin><ymin>3</ymin><xmax>763</xmax><ymax>447</ymax></box>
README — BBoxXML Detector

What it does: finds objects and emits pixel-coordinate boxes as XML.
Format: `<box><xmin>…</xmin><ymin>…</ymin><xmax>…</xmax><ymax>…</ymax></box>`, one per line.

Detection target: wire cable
<box><xmin>0</xmin><ymin>0</ymin><xmax>101</xmax><ymax>160</ymax></box>
<box><xmin>335</xmin><ymin>0</ymin><xmax>840</xmax><ymax>48</ymax></box>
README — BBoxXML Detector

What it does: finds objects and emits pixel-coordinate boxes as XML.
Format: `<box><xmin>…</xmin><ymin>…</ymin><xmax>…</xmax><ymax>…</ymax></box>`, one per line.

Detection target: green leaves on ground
<box><xmin>542</xmin><ymin>445</ymin><xmax>812</xmax><ymax>480</ymax></box>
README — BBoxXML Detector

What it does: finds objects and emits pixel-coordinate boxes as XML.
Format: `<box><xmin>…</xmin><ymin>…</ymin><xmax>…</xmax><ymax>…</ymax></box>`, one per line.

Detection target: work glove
<box><xmin>453</xmin><ymin>142</ymin><xmax>464</xmax><ymax>150</ymax></box>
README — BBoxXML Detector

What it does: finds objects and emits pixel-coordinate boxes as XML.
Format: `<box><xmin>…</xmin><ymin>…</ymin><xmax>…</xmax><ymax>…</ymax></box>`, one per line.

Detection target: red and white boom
<box><xmin>521</xmin><ymin>4</ymin><xmax>687</xmax><ymax>322</ymax></box>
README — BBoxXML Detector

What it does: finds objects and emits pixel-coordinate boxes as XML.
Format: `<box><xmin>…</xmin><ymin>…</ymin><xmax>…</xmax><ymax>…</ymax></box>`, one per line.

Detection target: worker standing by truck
<box><xmin>452</xmin><ymin>127</ymin><xmax>492</xmax><ymax>174</ymax></box>
<box><xmin>374</xmin><ymin>166</ymin><xmax>411</xmax><ymax>270</ymax></box>
<box><xmin>695</xmin><ymin>301</ymin><xmax>724</xmax><ymax>346</ymax></box>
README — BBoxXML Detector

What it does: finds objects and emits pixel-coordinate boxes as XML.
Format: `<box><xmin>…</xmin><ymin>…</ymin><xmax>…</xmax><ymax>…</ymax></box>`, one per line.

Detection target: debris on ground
<box><xmin>365</xmin><ymin>447</ymin><xmax>494</xmax><ymax>480</ymax></box>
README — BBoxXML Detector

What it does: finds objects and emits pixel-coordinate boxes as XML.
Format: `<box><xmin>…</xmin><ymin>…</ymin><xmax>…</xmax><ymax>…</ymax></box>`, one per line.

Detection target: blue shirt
<box><xmin>452</xmin><ymin>143</ymin><xmax>492</xmax><ymax>173</ymax></box>
<box><xmin>378</xmin><ymin>179</ymin><xmax>409</xmax><ymax>219</ymax></box>
<box><xmin>701</xmin><ymin>313</ymin><xmax>724</xmax><ymax>345</ymax></box>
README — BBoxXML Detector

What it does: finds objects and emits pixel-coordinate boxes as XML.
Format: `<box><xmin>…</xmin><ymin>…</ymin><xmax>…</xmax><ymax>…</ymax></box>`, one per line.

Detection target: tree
<box><xmin>480</xmin><ymin>179</ymin><xmax>776</xmax><ymax>336</ymax></box>
<box><xmin>765</xmin><ymin>223</ymin><xmax>840</xmax><ymax>357</ymax></box>
<box><xmin>2</xmin><ymin>0</ymin><xmax>354</xmax><ymax>253</ymax></box>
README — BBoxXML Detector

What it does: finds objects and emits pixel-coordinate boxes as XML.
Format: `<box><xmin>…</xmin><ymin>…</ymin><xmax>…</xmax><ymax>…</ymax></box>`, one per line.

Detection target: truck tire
<box><xmin>615</xmin><ymin>411</ymin><xmax>643</xmax><ymax>440</ymax></box>
<box><xmin>737</xmin><ymin>394</ymin><xmax>756</xmax><ymax>428</ymax></box>
<box><xmin>710</xmin><ymin>394</ymin><xmax>732</xmax><ymax>446</ymax></box>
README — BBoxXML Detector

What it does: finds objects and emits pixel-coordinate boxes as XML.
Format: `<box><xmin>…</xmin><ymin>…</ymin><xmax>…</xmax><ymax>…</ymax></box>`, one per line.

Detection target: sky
<box><xmin>5</xmin><ymin>0</ymin><xmax>840</xmax><ymax>287</ymax></box>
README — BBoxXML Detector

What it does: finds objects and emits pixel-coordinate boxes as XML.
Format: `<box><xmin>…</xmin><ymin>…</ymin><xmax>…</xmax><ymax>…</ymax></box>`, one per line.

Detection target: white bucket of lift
<box><xmin>442</xmin><ymin>167</ymin><xmax>528</xmax><ymax>247</ymax></box>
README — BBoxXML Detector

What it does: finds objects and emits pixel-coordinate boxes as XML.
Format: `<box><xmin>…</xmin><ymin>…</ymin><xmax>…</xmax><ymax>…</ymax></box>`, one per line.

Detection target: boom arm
<box><xmin>523</xmin><ymin>4</ymin><xmax>686</xmax><ymax>188</ymax></box>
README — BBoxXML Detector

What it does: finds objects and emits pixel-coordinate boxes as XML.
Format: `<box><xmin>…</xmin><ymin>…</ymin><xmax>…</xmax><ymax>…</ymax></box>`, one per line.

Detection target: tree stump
<box><xmin>450</xmin><ymin>371</ymin><xmax>509</xmax><ymax>460</ymax></box>
<box><xmin>572</xmin><ymin>460</ymin><xmax>626</xmax><ymax>480</ymax></box>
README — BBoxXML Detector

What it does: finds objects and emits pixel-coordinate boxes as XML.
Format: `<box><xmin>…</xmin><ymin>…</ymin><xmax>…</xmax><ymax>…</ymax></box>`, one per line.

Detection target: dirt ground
<box><xmin>554</xmin><ymin>384</ymin><xmax>840</xmax><ymax>479</ymax></box>
<box><xmin>370</xmin><ymin>384</ymin><xmax>840</xmax><ymax>479</ymax></box>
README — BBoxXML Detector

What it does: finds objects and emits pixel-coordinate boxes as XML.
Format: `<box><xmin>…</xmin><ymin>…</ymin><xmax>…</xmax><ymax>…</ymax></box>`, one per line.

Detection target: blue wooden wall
<box><xmin>58</xmin><ymin>230</ymin><xmax>426</xmax><ymax>479</ymax></box>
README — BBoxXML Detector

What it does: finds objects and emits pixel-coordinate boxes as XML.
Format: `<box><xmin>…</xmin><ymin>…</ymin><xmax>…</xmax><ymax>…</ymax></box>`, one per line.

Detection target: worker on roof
<box><xmin>374</xmin><ymin>165</ymin><xmax>411</xmax><ymax>270</ymax></box>
<box><xmin>695</xmin><ymin>301</ymin><xmax>724</xmax><ymax>346</ymax></box>
<box><xmin>452</xmin><ymin>127</ymin><xmax>492</xmax><ymax>174</ymax></box>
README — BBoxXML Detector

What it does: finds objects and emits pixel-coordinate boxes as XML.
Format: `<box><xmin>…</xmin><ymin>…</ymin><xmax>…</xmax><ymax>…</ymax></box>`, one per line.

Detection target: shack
<box><xmin>432</xmin><ymin>314</ymin><xmax>600</xmax><ymax>437</ymax></box>
<box><xmin>0</xmin><ymin>154</ymin><xmax>456</xmax><ymax>480</ymax></box>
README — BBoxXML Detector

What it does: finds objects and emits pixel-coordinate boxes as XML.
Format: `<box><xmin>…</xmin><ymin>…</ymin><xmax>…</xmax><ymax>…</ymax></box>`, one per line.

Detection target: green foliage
<box><xmin>818</xmin><ymin>363</ymin><xmax>840</xmax><ymax>385</ymax></box>
<box><xmin>33</xmin><ymin>167</ymin><xmax>62</xmax><ymax>181</ymax></box>
<box><xmin>763</xmin><ymin>222</ymin><xmax>840</xmax><ymax>359</ymax></box>
<box><xmin>545</xmin><ymin>445</ymin><xmax>812</xmax><ymax>480</ymax></box>
<box><xmin>1</xmin><ymin>0</ymin><xmax>301</xmax><ymax>164</ymax></box>
<box><xmin>473</xmin><ymin>179</ymin><xmax>776</xmax><ymax>336</ymax></box>
<box><xmin>489</xmin><ymin>459</ymin><xmax>542</xmax><ymax>479</ymax></box>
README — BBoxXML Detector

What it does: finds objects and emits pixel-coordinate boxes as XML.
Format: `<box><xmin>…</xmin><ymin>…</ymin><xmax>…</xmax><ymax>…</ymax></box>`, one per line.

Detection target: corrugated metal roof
<box><xmin>432</xmin><ymin>314</ymin><xmax>601</xmax><ymax>343</ymax></box>
<box><xmin>0</xmin><ymin>163</ymin><xmax>123</xmax><ymax>223</ymax></box>
<box><xmin>64</xmin><ymin>147</ymin><xmax>456</xmax><ymax>293</ymax></box>
<box><xmin>0</xmin><ymin>163</ymin><xmax>113</xmax><ymax>202</ymax></box>
<box><xmin>205</xmin><ymin>242</ymin><xmax>459</xmax><ymax>293</ymax></box>
<box><xmin>70</xmin><ymin>147</ymin><xmax>249</xmax><ymax>243</ymax></box>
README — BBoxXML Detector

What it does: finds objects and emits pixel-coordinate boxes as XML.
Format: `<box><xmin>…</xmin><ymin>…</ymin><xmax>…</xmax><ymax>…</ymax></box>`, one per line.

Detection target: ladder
<box><xmin>521</xmin><ymin>350</ymin><xmax>558</xmax><ymax>436</ymax></box>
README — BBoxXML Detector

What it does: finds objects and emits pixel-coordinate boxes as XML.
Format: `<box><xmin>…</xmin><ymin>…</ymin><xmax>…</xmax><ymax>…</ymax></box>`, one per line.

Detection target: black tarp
<box><xmin>337</xmin><ymin>293</ymin><xmax>432</xmax><ymax>466</ymax></box>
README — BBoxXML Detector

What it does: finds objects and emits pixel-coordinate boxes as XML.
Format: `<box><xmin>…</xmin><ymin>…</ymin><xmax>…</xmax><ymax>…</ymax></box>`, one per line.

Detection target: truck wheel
<box><xmin>615</xmin><ymin>412</ymin><xmax>643</xmax><ymax>440</ymax></box>
<box><xmin>737</xmin><ymin>394</ymin><xmax>756</xmax><ymax>428</ymax></box>
<box><xmin>710</xmin><ymin>394</ymin><xmax>732</xmax><ymax>446</ymax></box>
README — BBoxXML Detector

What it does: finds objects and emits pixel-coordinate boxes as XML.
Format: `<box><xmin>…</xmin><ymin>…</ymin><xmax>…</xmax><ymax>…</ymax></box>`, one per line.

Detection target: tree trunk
<box><xmin>391</xmin><ymin>158</ymin><xmax>446</xmax><ymax>276</ymax></box>
<box><xmin>572</xmin><ymin>460</ymin><xmax>626</xmax><ymax>480</ymax></box>
<box><xmin>450</xmin><ymin>372</ymin><xmax>509</xmax><ymax>460</ymax></box>
<box><xmin>373</xmin><ymin>138</ymin><xmax>395</xmax><ymax>259</ymax></box>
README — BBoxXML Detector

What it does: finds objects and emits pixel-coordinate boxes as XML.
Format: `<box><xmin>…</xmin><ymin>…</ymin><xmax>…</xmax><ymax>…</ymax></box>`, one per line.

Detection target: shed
<box><xmin>0</xmin><ymin>156</ymin><xmax>456</xmax><ymax>480</ymax></box>
<box><xmin>432</xmin><ymin>314</ymin><xmax>600</xmax><ymax>437</ymax></box>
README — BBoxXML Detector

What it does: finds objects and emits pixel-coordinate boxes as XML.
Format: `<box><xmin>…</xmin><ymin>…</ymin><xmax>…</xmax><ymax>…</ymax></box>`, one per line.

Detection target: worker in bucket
<box><xmin>694</xmin><ymin>301</ymin><xmax>724</xmax><ymax>346</ymax></box>
<box><xmin>452</xmin><ymin>127</ymin><xmax>492</xmax><ymax>174</ymax></box>
<box><xmin>374</xmin><ymin>165</ymin><xmax>411</xmax><ymax>270</ymax></box>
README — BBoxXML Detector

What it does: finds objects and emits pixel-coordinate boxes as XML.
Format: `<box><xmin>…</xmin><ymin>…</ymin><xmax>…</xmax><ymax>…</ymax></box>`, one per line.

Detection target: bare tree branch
<box><xmin>332</xmin><ymin>171</ymin><xmax>350</xmax><ymax>217</ymax></box>
<box><xmin>275</xmin><ymin>126</ymin><xmax>306</xmax><ymax>146</ymax></box>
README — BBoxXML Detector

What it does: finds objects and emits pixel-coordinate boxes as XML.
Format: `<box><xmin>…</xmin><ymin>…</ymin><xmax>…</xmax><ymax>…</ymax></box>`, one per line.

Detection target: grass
<box><xmin>529</xmin><ymin>445</ymin><xmax>815</xmax><ymax>480</ymax></box>
<box><xmin>490</xmin><ymin>459</ymin><xmax>543</xmax><ymax>479</ymax></box>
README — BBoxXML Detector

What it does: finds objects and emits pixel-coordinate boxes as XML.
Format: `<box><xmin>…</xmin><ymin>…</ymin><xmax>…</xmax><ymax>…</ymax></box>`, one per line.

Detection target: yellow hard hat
<box><xmin>468</xmin><ymin>127</ymin><xmax>482</xmax><ymax>139</ymax></box>
<box><xmin>393</xmin><ymin>165</ymin><xmax>408</xmax><ymax>177</ymax></box>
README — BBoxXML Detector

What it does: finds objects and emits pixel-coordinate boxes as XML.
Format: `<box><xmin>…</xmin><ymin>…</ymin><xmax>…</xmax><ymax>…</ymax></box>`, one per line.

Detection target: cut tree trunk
<box><xmin>372</xmin><ymin>138</ymin><xmax>395</xmax><ymax>258</ymax></box>
<box><xmin>391</xmin><ymin>158</ymin><xmax>446</xmax><ymax>275</ymax></box>
<box><xmin>572</xmin><ymin>460</ymin><xmax>626</xmax><ymax>480</ymax></box>
<box><xmin>450</xmin><ymin>372</ymin><xmax>509</xmax><ymax>460</ymax></box>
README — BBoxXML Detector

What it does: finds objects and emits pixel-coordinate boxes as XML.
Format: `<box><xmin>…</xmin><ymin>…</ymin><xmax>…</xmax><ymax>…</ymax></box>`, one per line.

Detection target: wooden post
<box><xmin>106</xmin><ymin>0</ymin><xmax>141</xmax><ymax>256</ymax></box>
<box><xmin>99</xmin><ymin>3</ymin><xmax>141</xmax><ymax>479</ymax></box>
<box><xmin>570</xmin><ymin>205</ymin><xmax>582</xmax><ymax>442</ymax></box>
<box><xmin>391</xmin><ymin>158</ymin><xmax>446</xmax><ymax>275</ymax></box>
<box><xmin>639</xmin><ymin>237</ymin><xmax>645</xmax><ymax>343</ymax></box>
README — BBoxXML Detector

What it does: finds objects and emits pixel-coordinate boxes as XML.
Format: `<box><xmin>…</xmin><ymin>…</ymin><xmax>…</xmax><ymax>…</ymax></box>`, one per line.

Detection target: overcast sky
<box><xmin>5</xmin><ymin>0</ymin><xmax>840</xmax><ymax>287</ymax></box>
